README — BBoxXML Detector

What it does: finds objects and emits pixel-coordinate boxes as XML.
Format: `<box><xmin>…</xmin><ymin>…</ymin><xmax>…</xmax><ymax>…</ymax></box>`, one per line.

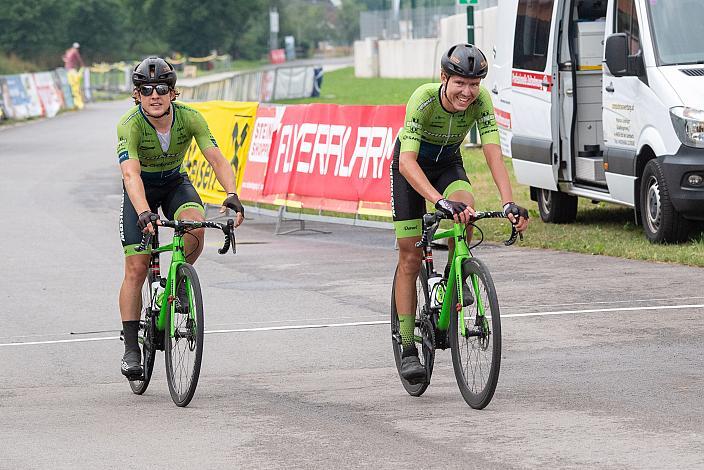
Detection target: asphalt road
<box><xmin>1</xmin><ymin>100</ymin><xmax>703</xmax><ymax>469</ymax></box>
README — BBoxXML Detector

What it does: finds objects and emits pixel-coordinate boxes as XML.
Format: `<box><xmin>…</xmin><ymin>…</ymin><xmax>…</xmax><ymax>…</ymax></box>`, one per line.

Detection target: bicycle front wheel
<box><xmin>165</xmin><ymin>263</ymin><xmax>204</xmax><ymax>407</ymax></box>
<box><xmin>129</xmin><ymin>277</ymin><xmax>158</xmax><ymax>395</ymax></box>
<box><xmin>449</xmin><ymin>258</ymin><xmax>501</xmax><ymax>409</ymax></box>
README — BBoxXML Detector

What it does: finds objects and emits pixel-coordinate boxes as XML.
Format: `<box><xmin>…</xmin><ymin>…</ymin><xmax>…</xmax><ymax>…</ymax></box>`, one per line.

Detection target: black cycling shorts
<box><xmin>120</xmin><ymin>173</ymin><xmax>204</xmax><ymax>256</ymax></box>
<box><xmin>390</xmin><ymin>139</ymin><xmax>472</xmax><ymax>238</ymax></box>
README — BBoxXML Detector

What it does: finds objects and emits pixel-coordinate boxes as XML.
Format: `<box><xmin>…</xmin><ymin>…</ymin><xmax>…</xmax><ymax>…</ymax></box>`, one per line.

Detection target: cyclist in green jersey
<box><xmin>117</xmin><ymin>57</ymin><xmax>244</xmax><ymax>379</ymax></box>
<box><xmin>391</xmin><ymin>44</ymin><xmax>529</xmax><ymax>382</ymax></box>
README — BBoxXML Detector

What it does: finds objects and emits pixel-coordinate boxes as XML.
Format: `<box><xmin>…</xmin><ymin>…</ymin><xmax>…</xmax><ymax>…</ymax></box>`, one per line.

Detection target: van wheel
<box><xmin>640</xmin><ymin>160</ymin><xmax>690</xmax><ymax>243</ymax></box>
<box><xmin>537</xmin><ymin>188</ymin><xmax>577</xmax><ymax>223</ymax></box>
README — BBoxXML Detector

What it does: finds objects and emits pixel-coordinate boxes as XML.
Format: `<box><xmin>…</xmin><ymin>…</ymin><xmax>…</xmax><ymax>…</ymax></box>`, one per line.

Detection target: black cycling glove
<box><xmin>223</xmin><ymin>193</ymin><xmax>245</xmax><ymax>217</ymax></box>
<box><xmin>137</xmin><ymin>210</ymin><xmax>159</xmax><ymax>231</ymax></box>
<box><xmin>435</xmin><ymin>198</ymin><xmax>467</xmax><ymax>218</ymax></box>
<box><xmin>502</xmin><ymin>202</ymin><xmax>529</xmax><ymax>222</ymax></box>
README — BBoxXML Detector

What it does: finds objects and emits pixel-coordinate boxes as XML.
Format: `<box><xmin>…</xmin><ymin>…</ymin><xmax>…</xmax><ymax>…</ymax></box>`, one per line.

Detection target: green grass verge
<box><xmin>271</xmin><ymin>66</ymin><xmax>704</xmax><ymax>266</ymax></box>
<box><xmin>462</xmin><ymin>149</ymin><xmax>704</xmax><ymax>266</ymax></box>
<box><xmin>275</xmin><ymin>66</ymin><xmax>429</xmax><ymax>105</ymax></box>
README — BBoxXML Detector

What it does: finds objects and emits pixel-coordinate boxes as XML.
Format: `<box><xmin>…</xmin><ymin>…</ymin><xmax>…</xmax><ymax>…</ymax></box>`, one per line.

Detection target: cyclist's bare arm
<box><xmin>399</xmin><ymin>151</ymin><xmax>474</xmax><ymax>223</ymax></box>
<box><xmin>201</xmin><ymin>146</ymin><xmax>237</xmax><ymax>194</ymax></box>
<box><xmin>399</xmin><ymin>152</ymin><xmax>446</xmax><ymax>205</ymax></box>
<box><xmin>121</xmin><ymin>159</ymin><xmax>150</xmax><ymax>216</ymax></box>
<box><xmin>201</xmin><ymin>146</ymin><xmax>244</xmax><ymax>226</ymax></box>
<box><xmin>482</xmin><ymin>143</ymin><xmax>528</xmax><ymax>231</ymax></box>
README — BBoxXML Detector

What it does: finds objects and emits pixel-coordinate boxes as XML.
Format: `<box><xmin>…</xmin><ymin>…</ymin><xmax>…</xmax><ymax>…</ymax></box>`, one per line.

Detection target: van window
<box><xmin>616</xmin><ymin>0</ymin><xmax>640</xmax><ymax>55</ymax></box>
<box><xmin>513</xmin><ymin>0</ymin><xmax>554</xmax><ymax>71</ymax></box>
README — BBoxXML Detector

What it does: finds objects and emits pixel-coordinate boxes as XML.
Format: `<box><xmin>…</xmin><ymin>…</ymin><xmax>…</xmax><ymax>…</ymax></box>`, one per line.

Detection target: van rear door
<box><xmin>510</xmin><ymin>0</ymin><xmax>561</xmax><ymax>191</ymax></box>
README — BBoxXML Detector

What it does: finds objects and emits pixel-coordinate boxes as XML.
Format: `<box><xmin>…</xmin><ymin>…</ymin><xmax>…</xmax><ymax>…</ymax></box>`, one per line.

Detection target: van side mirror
<box><xmin>605</xmin><ymin>33</ymin><xmax>628</xmax><ymax>77</ymax></box>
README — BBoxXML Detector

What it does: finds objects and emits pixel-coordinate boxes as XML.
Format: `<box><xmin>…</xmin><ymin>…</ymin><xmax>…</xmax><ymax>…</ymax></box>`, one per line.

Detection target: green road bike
<box><xmin>127</xmin><ymin>218</ymin><xmax>236</xmax><ymax>407</ymax></box>
<box><xmin>391</xmin><ymin>210</ymin><xmax>520</xmax><ymax>409</ymax></box>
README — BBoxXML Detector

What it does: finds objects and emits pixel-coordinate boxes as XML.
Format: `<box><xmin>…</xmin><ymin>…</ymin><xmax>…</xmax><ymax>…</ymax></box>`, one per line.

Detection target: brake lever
<box><xmin>218</xmin><ymin>219</ymin><xmax>236</xmax><ymax>254</ymax></box>
<box><xmin>504</xmin><ymin>225</ymin><xmax>519</xmax><ymax>246</ymax></box>
<box><xmin>135</xmin><ymin>231</ymin><xmax>153</xmax><ymax>252</ymax></box>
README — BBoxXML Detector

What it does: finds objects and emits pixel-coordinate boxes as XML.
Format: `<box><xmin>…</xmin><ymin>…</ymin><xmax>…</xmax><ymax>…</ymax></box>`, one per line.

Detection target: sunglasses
<box><xmin>139</xmin><ymin>84</ymin><xmax>171</xmax><ymax>96</ymax></box>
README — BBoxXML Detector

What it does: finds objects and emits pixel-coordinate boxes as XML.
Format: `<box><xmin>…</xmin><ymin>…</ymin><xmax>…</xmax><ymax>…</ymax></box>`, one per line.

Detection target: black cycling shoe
<box><xmin>400</xmin><ymin>345</ymin><xmax>426</xmax><ymax>383</ymax></box>
<box><xmin>121</xmin><ymin>348</ymin><xmax>143</xmax><ymax>379</ymax></box>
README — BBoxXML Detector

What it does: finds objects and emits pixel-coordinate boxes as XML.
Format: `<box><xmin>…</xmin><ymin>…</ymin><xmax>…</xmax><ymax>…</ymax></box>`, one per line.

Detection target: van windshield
<box><xmin>647</xmin><ymin>0</ymin><xmax>704</xmax><ymax>65</ymax></box>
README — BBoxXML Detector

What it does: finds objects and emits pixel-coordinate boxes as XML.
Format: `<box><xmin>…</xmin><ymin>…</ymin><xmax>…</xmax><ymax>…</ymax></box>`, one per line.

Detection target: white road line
<box><xmin>502</xmin><ymin>303</ymin><xmax>704</xmax><ymax>318</ymax></box>
<box><xmin>0</xmin><ymin>303</ymin><xmax>702</xmax><ymax>347</ymax></box>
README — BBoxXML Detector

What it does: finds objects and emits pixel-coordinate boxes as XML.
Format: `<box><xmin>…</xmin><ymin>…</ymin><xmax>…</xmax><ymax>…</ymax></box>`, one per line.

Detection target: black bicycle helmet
<box><xmin>132</xmin><ymin>57</ymin><xmax>177</xmax><ymax>88</ymax></box>
<box><xmin>441</xmin><ymin>43</ymin><xmax>488</xmax><ymax>79</ymax></box>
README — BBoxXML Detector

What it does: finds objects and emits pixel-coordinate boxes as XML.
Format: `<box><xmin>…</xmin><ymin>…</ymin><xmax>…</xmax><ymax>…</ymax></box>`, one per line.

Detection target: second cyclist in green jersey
<box><xmin>397</xmin><ymin>83</ymin><xmax>500</xmax><ymax>165</ymax></box>
<box><xmin>391</xmin><ymin>44</ymin><xmax>529</xmax><ymax>382</ymax></box>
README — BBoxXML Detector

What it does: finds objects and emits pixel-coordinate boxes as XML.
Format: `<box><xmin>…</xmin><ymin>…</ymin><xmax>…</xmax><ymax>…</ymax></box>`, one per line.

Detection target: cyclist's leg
<box><xmin>162</xmin><ymin>174</ymin><xmax>205</xmax><ymax>264</ymax></box>
<box><xmin>391</xmin><ymin>155</ymin><xmax>427</xmax><ymax>380</ymax></box>
<box><xmin>119</xmin><ymin>185</ymin><xmax>152</xmax><ymax>376</ymax></box>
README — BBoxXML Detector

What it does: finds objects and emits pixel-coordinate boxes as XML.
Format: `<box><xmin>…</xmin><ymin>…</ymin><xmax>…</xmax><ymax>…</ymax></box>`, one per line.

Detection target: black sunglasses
<box><xmin>139</xmin><ymin>84</ymin><xmax>171</xmax><ymax>96</ymax></box>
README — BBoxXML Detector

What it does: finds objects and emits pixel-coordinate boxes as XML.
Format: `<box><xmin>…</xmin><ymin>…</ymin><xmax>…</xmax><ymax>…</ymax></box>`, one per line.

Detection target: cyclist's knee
<box><xmin>398</xmin><ymin>249</ymin><xmax>422</xmax><ymax>276</ymax></box>
<box><xmin>447</xmin><ymin>189</ymin><xmax>474</xmax><ymax>207</ymax></box>
<box><xmin>124</xmin><ymin>256</ymin><xmax>148</xmax><ymax>283</ymax></box>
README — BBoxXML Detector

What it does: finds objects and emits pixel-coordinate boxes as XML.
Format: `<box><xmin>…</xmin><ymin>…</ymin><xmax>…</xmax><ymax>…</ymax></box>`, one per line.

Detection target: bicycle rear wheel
<box><xmin>391</xmin><ymin>266</ymin><xmax>435</xmax><ymax>396</ymax></box>
<box><xmin>165</xmin><ymin>263</ymin><xmax>204</xmax><ymax>407</ymax></box>
<box><xmin>449</xmin><ymin>258</ymin><xmax>501</xmax><ymax>409</ymax></box>
<box><xmin>129</xmin><ymin>277</ymin><xmax>158</xmax><ymax>395</ymax></box>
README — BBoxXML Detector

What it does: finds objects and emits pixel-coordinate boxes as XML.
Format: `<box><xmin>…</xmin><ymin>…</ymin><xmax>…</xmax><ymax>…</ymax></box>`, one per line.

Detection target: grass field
<box><xmin>275</xmin><ymin>66</ymin><xmax>704</xmax><ymax>266</ymax></box>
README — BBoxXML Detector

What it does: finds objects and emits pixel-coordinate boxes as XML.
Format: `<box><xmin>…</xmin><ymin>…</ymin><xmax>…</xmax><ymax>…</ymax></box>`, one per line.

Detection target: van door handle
<box><xmin>565</xmin><ymin>89</ymin><xmax>573</xmax><ymax>96</ymax></box>
<box><xmin>491</xmin><ymin>85</ymin><xmax>498</xmax><ymax>95</ymax></box>
<box><xmin>605</xmin><ymin>83</ymin><xmax>615</xmax><ymax>93</ymax></box>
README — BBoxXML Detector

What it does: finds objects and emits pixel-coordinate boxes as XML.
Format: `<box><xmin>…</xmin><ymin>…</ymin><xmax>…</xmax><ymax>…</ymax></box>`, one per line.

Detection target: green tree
<box><xmin>65</xmin><ymin>0</ymin><xmax>129</xmax><ymax>63</ymax></box>
<box><xmin>0</xmin><ymin>0</ymin><xmax>70</xmax><ymax>66</ymax></box>
<box><xmin>163</xmin><ymin>0</ymin><xmax>264</xmax><ymax>57</ymax></box>
<box><xmin>336</xmin><ymin>0</ymin><xmax>367</xmax><ymax>45</ymax></box>
<box><xmin>280</xmin><ymin>0</ymin><xmax>334</xmax><ymax>56</ymax></box>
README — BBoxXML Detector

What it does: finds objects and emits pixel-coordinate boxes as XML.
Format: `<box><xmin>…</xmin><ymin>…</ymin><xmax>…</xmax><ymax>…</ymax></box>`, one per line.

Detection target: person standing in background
<box><xmin>62</xmin><ymin>42</ymin><xmax>85</xmax><ymax>71</ymax></box>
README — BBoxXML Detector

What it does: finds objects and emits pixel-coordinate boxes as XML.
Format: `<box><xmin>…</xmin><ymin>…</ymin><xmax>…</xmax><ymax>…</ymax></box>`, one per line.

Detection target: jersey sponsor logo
<box><xmin>118</xmin><ymin>151</ymin><xmax>129</xmax><ymax>163</ymax></box>
<box><xmin>417</xmin><ymin>96</ymin><xmax>435</xmax><ymax>112</ymax></box>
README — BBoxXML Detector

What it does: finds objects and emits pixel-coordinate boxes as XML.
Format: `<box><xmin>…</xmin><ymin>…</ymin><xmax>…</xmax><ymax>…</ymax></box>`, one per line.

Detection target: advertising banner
<box><xmin>0</xmin><ymin>77</ymin><xmax>7</xmax><ymax>120</ymax></box>
<box><xmin>33</xmin><ymin>72</ymin><xmax>63</xmax><ymax>118</ymax></box>
<box><xmin>67</xmin><ymin>69</ymin><xmax>84</xmax><ymax>109</ymax></box>
<box><xmin>19</xmin><ymin>74</ymin><xmax>45</xmax><ymax>118</ymax></box>
<box><xmin>3</xmin><ymin>75</ymin><xmax>32</xmax><ymax>119</ymax></box>
<box><xmin>262</xmin><ymin>103</ymin><xmax>405</xmax><ymax>206</ymax></box>
<box><xmin>54</xmin><ymin>69</ymin><xmax>75</xmax><ymax>109</ymax></box>
<box><xmin>182</xmin><ymin>101</ymin><xmax>259</xmax><ymax>205</ymax></box>
<box><xmin>239</xmin><ymin>105</ymin><xmax>285</xmax><ymax>204</ymax></box>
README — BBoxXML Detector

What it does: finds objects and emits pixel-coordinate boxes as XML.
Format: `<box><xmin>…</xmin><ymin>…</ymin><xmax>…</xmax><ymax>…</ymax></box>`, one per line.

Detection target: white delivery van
<box><xmin>491</xmin><ymin>0</ymin><xmax>704</xmax><ymax>243</ymax></box>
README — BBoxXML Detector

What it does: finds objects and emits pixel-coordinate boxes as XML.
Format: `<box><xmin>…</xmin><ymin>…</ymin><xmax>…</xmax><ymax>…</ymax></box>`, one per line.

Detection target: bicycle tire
<box><xmin>391</xmin><ymin>266</ymin><xmax>435</xmax><ymax>396</ymax></box>
<box><xmin>165</xmin><ymin>263</ymin><xmax>204</xmax><ymax>407</ymax></box>
<box><xmin>129</xmin><ymin>277</ymin><xmax>158</xmax><ymax>395</ymax></box>
<box><xmin>449</xmin><ymin>258</ymin><xmax>501</xmax><ymax>409</ymax></box>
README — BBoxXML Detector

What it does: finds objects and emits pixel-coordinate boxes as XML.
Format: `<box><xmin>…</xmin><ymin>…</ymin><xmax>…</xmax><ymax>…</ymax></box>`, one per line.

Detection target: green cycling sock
<box><xmin>398</xmin><ymin>314</ymin><xmax>416</xmax><ymax>347</ymax></box>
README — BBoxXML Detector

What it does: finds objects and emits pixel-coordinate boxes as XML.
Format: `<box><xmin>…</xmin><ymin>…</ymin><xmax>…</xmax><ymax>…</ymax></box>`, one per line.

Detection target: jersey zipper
<box><xmin>435</xmin><ymin>114</ymin><xmax>453</xmax><ymax>163</ymax></box>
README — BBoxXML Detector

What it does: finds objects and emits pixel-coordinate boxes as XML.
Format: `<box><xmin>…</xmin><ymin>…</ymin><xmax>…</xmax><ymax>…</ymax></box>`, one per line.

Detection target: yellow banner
<box><xmin>183</xmin><ymin>101</ymin><xmax>258</xmax><ymax>205</ymax></box>
<box><xmin>67</xmin><ymin>69</ymin><xmax>84</xmax><ymax>109</ymax></box>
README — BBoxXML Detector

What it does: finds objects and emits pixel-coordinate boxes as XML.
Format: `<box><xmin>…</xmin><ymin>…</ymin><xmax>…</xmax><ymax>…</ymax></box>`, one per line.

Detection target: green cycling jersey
<box><xmin>397</xmin><ymin>83</ymin><xmax>500</xmax><ymax>166</ymax></box>
<box><xmin>116</xmin><ymin>101</ymin><xmax>217</xmax><ymax>183</ymax></box>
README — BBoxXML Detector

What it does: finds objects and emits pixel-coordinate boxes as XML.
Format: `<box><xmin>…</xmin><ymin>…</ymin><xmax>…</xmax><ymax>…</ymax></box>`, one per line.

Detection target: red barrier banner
<box><xmin>262</xmin><ymin>104</ymin><xmax>404</xmax><ymax>207</ymax></box>
<box><xmin>240</xmin><ymin>105</ymin><xmax>285</xmax><ymax>204</ymax></box>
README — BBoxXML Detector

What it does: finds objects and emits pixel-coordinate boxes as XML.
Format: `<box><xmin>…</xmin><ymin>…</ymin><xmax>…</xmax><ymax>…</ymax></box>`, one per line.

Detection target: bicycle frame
<box><xmin>426</xmin><ymin>222</ymin><xmax>480</xmax><ymax>335</ymax></box>
<box><xmin>149</xmin><ymin>232</ymin><xmax>192</xmax><ymax>337</ymax></box>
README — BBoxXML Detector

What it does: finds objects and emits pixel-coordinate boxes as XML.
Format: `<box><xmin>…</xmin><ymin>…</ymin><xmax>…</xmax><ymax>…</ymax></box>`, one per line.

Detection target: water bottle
<box><xmin>152</xmin><ymin>279</ymin><xmax>165</xmax><ymax>308</ymax></box>
<box><xmin>427</xmin><ymin>274</ymin><xmax>445</xmax><ymax>309</ymax></box>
